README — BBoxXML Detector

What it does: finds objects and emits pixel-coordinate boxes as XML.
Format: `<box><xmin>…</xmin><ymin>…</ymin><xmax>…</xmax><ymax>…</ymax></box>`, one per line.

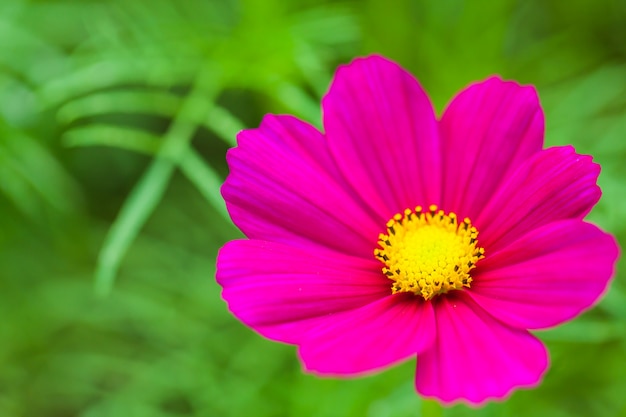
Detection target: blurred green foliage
<box><xmin>1</xmin><ymin>0</ymin><xmax>625</xmax><ymax>416</ymax></box>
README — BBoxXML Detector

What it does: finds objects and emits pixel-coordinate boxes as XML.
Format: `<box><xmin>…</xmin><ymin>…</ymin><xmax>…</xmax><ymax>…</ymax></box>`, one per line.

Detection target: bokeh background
<box><xmin>1</xmin><ymin>0</ymin><xmax>625</xmax><ymax>416</ymax></box>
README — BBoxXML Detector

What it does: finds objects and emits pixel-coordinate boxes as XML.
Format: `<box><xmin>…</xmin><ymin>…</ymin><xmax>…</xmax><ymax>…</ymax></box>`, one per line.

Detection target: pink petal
<box><xmin>469</xmin><ymin>220</ymin><xmax>619</xmax><ymax>329</ymax></box>
<box><xmin>476</xmin><ymin>146</ymin><xmax>601</xmax><ymax>252</ymax></box>
<box><xmin>323</xmin><ymin>55</ymin><xmax>441</xmax><ymax>218</ymax></box>
<box><xmin>216</xmin><ymin>239</ymin><xmax>389</xmax><ymax>344</ymax></box>
<box><xmin>416</xmin><ymin>293</ymin><xmax>548</xmax><ymax>404</ymax></box>
<box><xmin>440</xmin><ymin>77</ymin><xmax>544</xmax><ymax>220</ymax></box>
<box><xmin>299</xmin><ymin>295</ymin><xmax>435</xmax><ymax>375</ymax></box>
<box><xmin>222</xmin><ymin>114</ymin><xmax>381</xmax><ymax>258</ymax></box>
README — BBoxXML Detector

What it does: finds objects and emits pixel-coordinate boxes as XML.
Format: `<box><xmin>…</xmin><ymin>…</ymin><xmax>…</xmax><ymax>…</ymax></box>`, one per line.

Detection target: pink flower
<box><xmin>216</xmin><ymin>55</ymin><xmax>619</xmax><ymax>404</ymax></box>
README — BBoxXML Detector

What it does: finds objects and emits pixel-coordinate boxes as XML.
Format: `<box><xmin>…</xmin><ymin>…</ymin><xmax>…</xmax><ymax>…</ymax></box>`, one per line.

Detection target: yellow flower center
<box><xmin>374</xmin><ymin>205</ymin><xmax>485</xmax><ymax>301</ymax></box>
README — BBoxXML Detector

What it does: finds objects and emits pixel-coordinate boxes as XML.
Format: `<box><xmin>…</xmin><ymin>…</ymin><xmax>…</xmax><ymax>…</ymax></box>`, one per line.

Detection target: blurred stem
<box><xmin>203</xmin><ymin>103</ymin><xmax>245</xmax><ymax>148</ymax></box>
<box><xmin>94</xmin><ymin>64</ymin><xmax>218</xmax><ymax>296</ymax></box>
<box><xmin>421</xmin><ymin>399</ymin><xmax>444</xmax><ymax>417</ymax></box>
<box><xmin>179</xmin><ymin>148</ymin><xmax>229</xmax><ymax>219</ymax></box>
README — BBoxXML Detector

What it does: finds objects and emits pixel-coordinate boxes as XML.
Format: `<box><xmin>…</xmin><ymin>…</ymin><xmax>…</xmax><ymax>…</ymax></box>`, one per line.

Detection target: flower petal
<box><xmin>222</xmin><ymin>114</ymin><xmax>380</xmax><ymax>258</ymax></box>
<box><xmin>216</xmin><ymin>239</ymin><xmax>389</xmax><ymax>344</ymax></box>
<box><xmin>476</xmin><ymin>146</ymin><xmax>601</xmax><ymax>251</ymax></box>
<box><xmin>469</xmin><ymin>220</ymin><xmax>619</xmax><ymax>329</ymax></box>
<box><xmin>299</xmin><ymin>295</ymin><xmax>435</xmax><ymax>375</ymax></box>
<box><xmin>323</xmin><ymin>55</ymin><xmax>441</xmax><ymax>217</ymax></box>
<box><xmin>416</xmin><ymin>294</ymin><xmax>548</xmax><ymax>404</ymax></box>
<box><xmin>440</xmin><ymin>77</ymin><xmax>544</xmax><ymax>220</ymax></box>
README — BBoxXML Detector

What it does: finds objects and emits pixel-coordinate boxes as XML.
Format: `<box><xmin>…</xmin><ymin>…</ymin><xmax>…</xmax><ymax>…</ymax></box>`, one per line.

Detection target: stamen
<box><xmin>374</xmin><ymin>205</ymin><xmax>485</xmax><ymax>300</ymax></box>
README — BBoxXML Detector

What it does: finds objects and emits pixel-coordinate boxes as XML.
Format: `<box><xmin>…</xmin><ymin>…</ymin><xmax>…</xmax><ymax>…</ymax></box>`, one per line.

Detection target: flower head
<box><xmin>216</xmin><ymin>55</ymin><xmax>619</xmax><ymax>404</ymax></box>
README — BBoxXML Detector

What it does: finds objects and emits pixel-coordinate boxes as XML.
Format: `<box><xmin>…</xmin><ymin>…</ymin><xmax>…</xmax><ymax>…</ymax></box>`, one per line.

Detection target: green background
<box><xmin>1</xmin><ymin>0</ymin><xmax>625</xmax><ymax>415</ymax></box>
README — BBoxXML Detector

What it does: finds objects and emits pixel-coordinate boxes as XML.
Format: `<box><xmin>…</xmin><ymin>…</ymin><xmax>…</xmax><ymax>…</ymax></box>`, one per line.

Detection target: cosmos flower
<box><xmin>216</xmin><ymin>55</ymin><xmax>619</xmax><ymax>404</ymax></box>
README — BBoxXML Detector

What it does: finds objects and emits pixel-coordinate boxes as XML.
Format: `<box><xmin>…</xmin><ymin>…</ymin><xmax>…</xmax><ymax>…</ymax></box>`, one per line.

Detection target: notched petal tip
<box><xmin>415</xmin><ymin>295</ymin><xmax>549</xmax><ymax>405</ymax></box>
<box><xmin>471</xmin><ymin>220</ymin><xmax>619</xmax><ymax>330</ymax></box>
<box><xmin>440</xmin><ymin>73</ymin><xmax>545</xmax><ymax>220</ymax></box>
<box><xmin>475</xmin><ymin>74</ymin><xmax>541</xmax><ymax>96</ymax></box>
<box><xmin>322</xmin><ymin>53</ymin><xmax>442</xmax><ymax>215</ymax></box>
<box><xmin>477</xmin><ymin>146</ymin><xmax>604</xmax><ymax>252</ymax></box>
<box><xmin>419</xmin><ymin>361</ymin><xmax>549</xmax><ymax>407</ymax></box>
<box><xmin>333</xmin><ymin>53</ymin><xmax>399</xmax><ymax>70</ymax></box>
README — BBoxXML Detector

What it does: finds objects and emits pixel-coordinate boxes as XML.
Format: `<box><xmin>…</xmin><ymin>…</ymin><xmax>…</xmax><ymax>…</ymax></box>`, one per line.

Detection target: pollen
<box><xmin>374</xmin><ymin>205</ymin><xmax>485</xmax><ymax>301</ymax></box>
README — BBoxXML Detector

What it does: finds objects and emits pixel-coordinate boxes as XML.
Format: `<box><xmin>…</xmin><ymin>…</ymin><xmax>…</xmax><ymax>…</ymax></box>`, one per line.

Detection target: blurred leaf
<box><xmin>0</xmin><ymin>120</ymin><xmax>82</xmax><ymax>218</ymax></box>
<box><xmin>94</xmin><ymin>68</ymin><xmax>219</xmax><ymax>295</ymax></box>
<box><xmin>202</xmin><ymin>102</ymin><xmax>245</xmax><ymax>147</ymax></box>
<box><xmin>179</xmin><ymin>149</ymin><xmax>228</xmax><ymax>219</ymax></box>
<box><xmin>38</xmin><ymin>58</ymin><xmax>198</xmax><ymax>108</ymax></box>
<box><xmin>1</xmin><ymin>0</ymin><xmax>626</xmax><ymax>416</ymax></box>
<box><xmin>57</xmin><ymin>90</ymin><xmax>182</xmax><ymax>124</ymax></box>
<box><xmin>63</xmin><ymin>125</ymin><xmax>162</xmax><ymax>154</ymax></box>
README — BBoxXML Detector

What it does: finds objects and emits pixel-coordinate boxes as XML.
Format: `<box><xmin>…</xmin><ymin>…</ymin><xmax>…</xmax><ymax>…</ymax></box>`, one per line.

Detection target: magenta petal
<box><xmin>299</xmin><ymin>295</ymin><xmax>435</xmax><ymax>375</ymax></box>
<box><xmin>323</xmin><ymin>55</ymin><xmax>441</xmax><ymax>217</ymax></box>
<box><xmin>440</xmin><ymin>77</ymin><xmax>544</xmax><ymax>220</ymax></box>
<box><xmin>416</xmin><ymin>294</ymin><xmax>548</xmax><ymax>404</ymax></box>
<box><xmin>223</xmin><ymin>114</ymin><xmax>380</xmax><ymax>258</ymax></box>
<box><xmin>476</xmin><ymin>146</ymin><xmax>601</xmax><ymax>251</ymax></box>
<box><xmin>470</xmin><ymin>220</ymin><xmax>619</xmax><ymax>329</ymax></box>
<box><xmin>216</xmin><ymin>239</ymin><xmax>389</xmax><ymax>344</ymax></box>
